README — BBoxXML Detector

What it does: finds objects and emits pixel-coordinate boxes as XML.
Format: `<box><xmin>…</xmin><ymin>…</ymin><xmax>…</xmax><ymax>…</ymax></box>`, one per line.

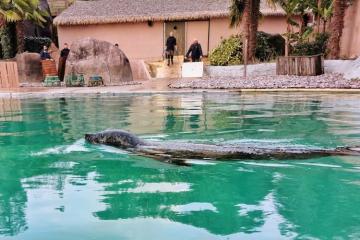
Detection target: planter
<box><xmin>276</xmin><ymin>54</ymin><xmax>324</xmax><ymax>76</ymax></box>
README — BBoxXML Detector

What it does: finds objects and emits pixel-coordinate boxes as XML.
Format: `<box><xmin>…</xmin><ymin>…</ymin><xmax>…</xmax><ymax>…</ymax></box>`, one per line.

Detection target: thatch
<box><xmin>54</xmin><ymin>0</ymin><xmax>285</xmax><ymax>26</ymax></box>
<box><xmin>48</xmin><ymin>0</ymin><xmax>74</xmax><ymax>16</ymax></box>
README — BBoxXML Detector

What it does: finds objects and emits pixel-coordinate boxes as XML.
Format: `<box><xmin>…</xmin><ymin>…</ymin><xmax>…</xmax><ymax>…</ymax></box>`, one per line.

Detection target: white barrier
<box><xmin>181</xmin><ymin>62</ymin><xmax>204</xmax><ymax>78</ymax></box>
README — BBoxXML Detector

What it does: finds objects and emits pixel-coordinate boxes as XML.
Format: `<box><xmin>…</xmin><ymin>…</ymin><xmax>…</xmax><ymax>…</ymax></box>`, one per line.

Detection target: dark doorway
<box><xmin>164</xmin><ymin>22</ymin><xmax>185</xmax><ymax>56</ymax></box>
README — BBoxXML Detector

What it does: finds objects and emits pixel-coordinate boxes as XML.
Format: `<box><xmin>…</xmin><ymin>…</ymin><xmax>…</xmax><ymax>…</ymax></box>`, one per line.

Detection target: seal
<box><xmin>85</xmin><ymin>129</ymin><xmax>360</xmax><ymax>165</ymax></box>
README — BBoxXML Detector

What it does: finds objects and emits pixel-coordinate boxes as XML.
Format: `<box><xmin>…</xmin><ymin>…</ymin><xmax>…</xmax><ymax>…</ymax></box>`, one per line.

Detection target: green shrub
<box><xmin>209</xmin><ymin>32</ymin><xmax>285</xmax><ymax>66</ymax></box>
<box><xmin>24</xmin><ymin>37</ymin><xmax>52</xmax><ymax>53</ymax></box>
<box><xmin>291</xmin><ymin>33</ymin><xmax>329</xmax><ymax>56</ymax></box>
<box><xmin>209</xmin><ymin>35</ymin><xmax>243</xmax><ymax>66</ymax></box>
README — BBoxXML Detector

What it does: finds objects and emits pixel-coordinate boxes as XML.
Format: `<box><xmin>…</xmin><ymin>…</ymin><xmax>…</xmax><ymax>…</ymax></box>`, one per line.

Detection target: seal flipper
<box><xmin>337</xmin><ymin>146</ymin><xmax>360</xmax><ymax>156</ymax></box>
<box><xmin>136</xmin><ymin>151</ymin><xmax>191</xmax><ymax>166</ymax></box>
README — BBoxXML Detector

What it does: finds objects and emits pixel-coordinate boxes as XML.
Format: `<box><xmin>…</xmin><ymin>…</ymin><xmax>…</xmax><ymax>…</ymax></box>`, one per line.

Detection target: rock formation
<box><xmin>65</xmin><ymin>38</ymin><xmax>133</xmax><ymax>85</ymax></box>
<box><xmin>16</xmin><ymin>52</ymin><xmax>43</xmax><ymax>84</ymax></box>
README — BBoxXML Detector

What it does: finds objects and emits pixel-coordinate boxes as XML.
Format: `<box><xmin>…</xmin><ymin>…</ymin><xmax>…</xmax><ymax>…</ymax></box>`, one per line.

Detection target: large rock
<box><xmin>16</xmin><ymin>52</ymin><xmax>43</xmax><ymax>83</ymax></box>
<box><xmin>65</xmin><ymin>38</ymin><xmax>133</xmax><ymax>85</ymax></box>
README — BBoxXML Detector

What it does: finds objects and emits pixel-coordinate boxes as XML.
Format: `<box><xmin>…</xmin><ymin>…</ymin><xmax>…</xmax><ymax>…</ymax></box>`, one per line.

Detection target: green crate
<box><xmin>88</xmin><ymin>75</ymin><xmax>104</xmax><ymax>87</ymax></box>
<box><xmin>65</xmin><ymin>74</ymin><xmax>85</xmax><ymax>87</ymax></box>
<box><xmin>43</xmin><ymin>76</ymin><xmax>61</xmax><ymax>87</ymax></box>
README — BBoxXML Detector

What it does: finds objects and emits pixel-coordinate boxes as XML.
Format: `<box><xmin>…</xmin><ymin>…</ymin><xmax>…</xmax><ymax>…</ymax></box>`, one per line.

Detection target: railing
<box><xmin>0</xmin><ymin>61</ymin><xmax>20</xmax><ymax>88</ymax></box>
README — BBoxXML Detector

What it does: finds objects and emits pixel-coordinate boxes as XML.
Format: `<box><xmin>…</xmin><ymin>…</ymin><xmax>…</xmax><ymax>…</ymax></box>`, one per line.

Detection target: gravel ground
<box><xmin>169</xmin><ymin>73</ymin><xmax>360</xmax><ymax>89</ymax></box>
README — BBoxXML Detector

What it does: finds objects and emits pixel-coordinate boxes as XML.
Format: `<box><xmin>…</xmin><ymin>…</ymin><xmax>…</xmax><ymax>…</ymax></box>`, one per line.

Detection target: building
<box><xmin>54</xmin><ymin>0</ymin><xmax>288</xmax><ymax>60</ymax></box>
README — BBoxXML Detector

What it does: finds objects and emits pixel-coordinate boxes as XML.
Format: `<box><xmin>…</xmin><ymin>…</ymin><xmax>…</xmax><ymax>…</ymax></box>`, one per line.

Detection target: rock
<box><xmin>49</xmin><ymin>42</ymin><xmax>60</xmax><ymax>70</ymax></box>
<box><xmin>343</xmin><ymin>57</ymin><xmax>360</xmax><ymax>80</ymax></box>
<box><xmin>169</xmin><ymin>73</ymin><xmax>360</xmax><ymax>89</ymax></box>
<box><xmin>65</xmin><ymin>38</ymin><xmax>133</xmax><ymax>85</ymax></box>
<box><xmin>16</xmin><ymin>52</ymin><xmax>43</xmax><ymax>83</ymax></box>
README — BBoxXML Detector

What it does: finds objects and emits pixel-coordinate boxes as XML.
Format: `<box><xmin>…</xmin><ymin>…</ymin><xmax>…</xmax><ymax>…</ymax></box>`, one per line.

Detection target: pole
<box><xmin>244</xmin><ymin>38</ymin><xmax>248</xmax><ymax>78</ymax></box>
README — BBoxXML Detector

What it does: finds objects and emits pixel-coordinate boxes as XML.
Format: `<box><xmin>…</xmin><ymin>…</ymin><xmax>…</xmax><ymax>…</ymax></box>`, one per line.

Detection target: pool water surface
<box><xmin>0</xmin><ymin>93</ymin><xmax>360</xmax><ymax>240</ymax></box>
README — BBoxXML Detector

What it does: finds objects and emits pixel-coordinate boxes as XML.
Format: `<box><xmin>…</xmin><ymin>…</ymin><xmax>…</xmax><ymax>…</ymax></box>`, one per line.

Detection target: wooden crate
<box><xmin>0</xmin><ymin>61</ymin><xmax>20</xmax><ymax>88</ymax></box>
<box><xmin>276</xmin><ymin>54</ymin><xmax>324</xmax><ymax>76</ymax></box>
<box><xmin>41</xmin><ymin>60</ymin><xmax>58</xmax><ymax>77</ymax></box>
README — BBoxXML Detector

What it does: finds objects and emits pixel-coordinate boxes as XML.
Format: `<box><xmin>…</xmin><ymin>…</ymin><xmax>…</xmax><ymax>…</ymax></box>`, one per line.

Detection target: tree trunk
<box><xmin>242</xmin><ymin>0</ymin><xmax>251</xmax><ymax>64</ymax></box>
<box><xmin>328</xmin><ymin>0</ymin><xmax>346</xmax><ymax>59</ymax></box>
<box><xmin>248</xmin><ymin>0</ymin><xmax>260</xmax><ymax>62</ymax></box>
<box><xmin>0</xmin><ymin>19</ymin><xmax>15</xmax><ymax>59</ymax></box>
<box><xmin>316</xmin><ymin>0</ymin><xmax>321</xmax><ymax>33</ymax></box>
<box><xmin>16</xmin><ymin>21</ymin><xmax>25</xmax><ymax>53</ymax></box>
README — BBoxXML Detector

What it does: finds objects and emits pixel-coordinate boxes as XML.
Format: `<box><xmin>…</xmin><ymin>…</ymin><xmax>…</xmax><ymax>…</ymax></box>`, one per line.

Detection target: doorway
<box><xmin>164</xmin><ymin>22</ymin><xmax>185</xmax><ymax>56</ymax></box>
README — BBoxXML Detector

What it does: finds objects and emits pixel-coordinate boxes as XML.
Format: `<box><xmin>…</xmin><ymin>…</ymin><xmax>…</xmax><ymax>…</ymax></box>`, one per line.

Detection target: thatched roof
<box><xmin>48</xmin><ymin>0</ymin><xmax>74</xmax><ymax>16</ymax></box>
<box><xmin>54</xmin><ymin>0</ymin><xmax>285</xmax><ymax>26</ymax></box>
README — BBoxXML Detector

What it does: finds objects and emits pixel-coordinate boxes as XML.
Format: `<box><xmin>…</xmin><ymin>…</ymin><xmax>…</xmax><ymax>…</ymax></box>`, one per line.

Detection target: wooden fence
<box><xmin>276</xmin><ymin>54</ymin><xmax>324</xmax><ymax>76</ymax></box>
<box><xmin>0</xmin><ymin>62</ymin><xmax>20</xmax><ymax>88</ymax></box>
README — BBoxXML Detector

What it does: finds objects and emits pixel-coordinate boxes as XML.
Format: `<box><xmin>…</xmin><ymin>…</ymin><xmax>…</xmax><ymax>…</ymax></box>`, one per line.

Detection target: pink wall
<box><xmin>341</xmin><ymin>0</ymin><xmax>360</xmax><ymax>58</ymax></box>
<box><xmin>58</xmin><ymin>22</ymin><xmax>164</xmax><ymax>60</ymax></box>
<box><xmin>209</xmin><ymin>16</ymin><xmax>288</xmax><ymax>52</ymax></box>
<box><xmin>58</xmin><ymin>16</ymin><xmax>289</xmax><ymax>60</ymax></box>
<box><xmin>186</xmin><ymin>21</ymin><xmax>210</xmax><ymax>56</ymax></box>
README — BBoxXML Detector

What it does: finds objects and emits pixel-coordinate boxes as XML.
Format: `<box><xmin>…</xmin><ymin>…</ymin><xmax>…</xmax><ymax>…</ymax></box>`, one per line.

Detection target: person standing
<box><xmin>40</xmin><ymin>45</ymin><xmax>52</xmax><ymax>60</ymax></box>
<box><xmin>58</xmin><ymin>43</ymin><xmax>70</xmax><ymax>81</ymax></box>
<box><xmin>165</xmin><ymin>32</ymin><xmax>177</xmax><ymax>66</ymax></box>
<box><xmin>186</xmin><ymin>39</ymin><xmax>203</xmax><ymax>62</ymax></box>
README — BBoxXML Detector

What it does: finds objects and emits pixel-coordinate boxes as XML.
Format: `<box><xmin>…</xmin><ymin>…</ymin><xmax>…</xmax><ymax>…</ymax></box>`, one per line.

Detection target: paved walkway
<box><xmin>2</xmin><ymin>76</ymin><xmax>360</xmax><ymax>99</ymax></box>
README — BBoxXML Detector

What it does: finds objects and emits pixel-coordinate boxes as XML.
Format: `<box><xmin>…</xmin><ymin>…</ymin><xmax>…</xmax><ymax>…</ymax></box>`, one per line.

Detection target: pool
<box><xmin>0</xmin><ymin>92</ymin><xmax>360</xmax><ymax>240</ymax></box>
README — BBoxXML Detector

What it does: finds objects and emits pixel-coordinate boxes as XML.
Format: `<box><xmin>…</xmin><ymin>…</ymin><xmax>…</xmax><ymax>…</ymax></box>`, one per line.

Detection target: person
<box><xmin>58</xmin><ymin>43</ymin><xmax>70</xmax><ymax>81</ymax></box>
<box><xmin>186</xmin><ymin>39</ymin><xmax>203</xmax><ymax>62</ymax></box>
<box><xmin>165</xmin><ymin>32</ymin><xmax>177</xmax><ymax>66</ymax></box>
<box><xmin>115</xmin><ymin>43</ymin><xmax>119</xmax><ymax>48</ymax></box>
<box><xmin>60</xmin><ymin>43</ymin><xmax>70</xmax><ymax>58</ymax></box>
<box><xmin>40</xmin><ymin>45</ymin><xmax>51</xmax><ymax>60</ymax></box>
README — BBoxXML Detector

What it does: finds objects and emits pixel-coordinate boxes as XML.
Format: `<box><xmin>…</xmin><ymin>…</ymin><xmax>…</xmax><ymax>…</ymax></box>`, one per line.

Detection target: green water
<box><xmin>0</xmin><ymin>93</ymin><xmax>360</xmax><ymax>240</ymax></box>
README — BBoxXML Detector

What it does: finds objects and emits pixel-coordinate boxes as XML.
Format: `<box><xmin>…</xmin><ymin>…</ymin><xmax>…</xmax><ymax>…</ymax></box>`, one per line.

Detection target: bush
<box><xmin>209</xmin><ymin>35</ymin><xmax>243</xmax><ymax>66</ymax></box>
<box><xmin>209</xmin><ymin>32</ymin><xmax>285</xmax><ymax>66</ymax></box>
<box><xmin>24</xmin><ymin>37</ymin><xmax>52</xmax><ymax>53</ymax></box>
<box><xmin>291</xmin><ymin>33</ymin><xmax>329</xmax><ymax>56</ymax></box>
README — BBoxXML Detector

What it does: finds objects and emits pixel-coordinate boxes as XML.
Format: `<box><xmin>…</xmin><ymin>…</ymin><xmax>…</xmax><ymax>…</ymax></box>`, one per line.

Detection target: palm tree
<box><xmin>268</xmin><ymin>0</ymin><xmax>300</xmax><ymax>56</ymax></box>
<box><xmin>0</xmin><ymin>0</ymin><xmax>47</xmax><ymax>57</ymax></box>
<box><xmin>229</xmin><ymin>0</ymin><xmax>261</xmax><ymax>63</ymax></box>
<box><xmin>327</xmin><ymin>0</ymin><xmax>346</xmax><ymax>59</ymax></box>
<box><xmin>313</xmin><ymin>0</ymin><xmax>333</xmax><ymax>33</ymax></box>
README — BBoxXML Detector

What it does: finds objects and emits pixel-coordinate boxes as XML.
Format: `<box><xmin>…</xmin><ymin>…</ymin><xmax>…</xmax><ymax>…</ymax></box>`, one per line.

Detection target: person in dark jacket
<box><xmin>58</xmin><ymin>43</ymin><xmax>70</xmax><ymax>81</ymax></box>
<box><xmin>60</xmin><ymin>43</ymin><xmax>70</xmax><ymax>58</ymax></box>
<box><xmin>165</xmin><ymin>32</ymin><xmax>177</xmax><ymax>66</ymax></box>
<box><xmin>186</xmin><ymin>39</ymin><xmax>203</xmax><ymax>62</ymax></box>
<box><xmin>40</xmin><ymin>45</ymin><xmax>51</xmax><ymax>60</ymax></box>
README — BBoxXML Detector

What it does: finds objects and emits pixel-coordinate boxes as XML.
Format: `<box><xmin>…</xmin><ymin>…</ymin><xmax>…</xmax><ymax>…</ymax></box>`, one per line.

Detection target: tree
<box><xmin>0</xmin><ymin>0</ymin><xmax>48</xmax><ymax>57</ymax></box>
<box><xmin>313</xmin><ymin>0</ymin><xmax>333</xmax><ymax>33</ymax></box>
<box><xmin>229</xmin><ymin>0</ymin><xmax>261</xmax><ymax>63</ymax></box>
<box><xmin>268</xmin><ymin>0</ymin><xmax>301</xmax><ymax>56</ymax></box>
<box><xmin>327</xmin><ymin>0</ymin><xmax>346</xmax><ymax>59</ymax></box>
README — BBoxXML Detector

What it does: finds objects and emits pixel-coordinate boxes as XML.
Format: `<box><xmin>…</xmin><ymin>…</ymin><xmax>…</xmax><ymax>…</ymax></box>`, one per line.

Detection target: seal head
<box><xmin>85</xmin><ymin>130</ymin><xmax>145</xmax><ymax>149</ymax></box>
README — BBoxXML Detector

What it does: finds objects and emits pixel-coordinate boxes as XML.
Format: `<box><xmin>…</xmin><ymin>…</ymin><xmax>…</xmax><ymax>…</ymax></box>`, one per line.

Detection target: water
<box><xmin>0</xmin><ymin>93</ymin><xmax>360</xmax><ymax>240</ymax></box>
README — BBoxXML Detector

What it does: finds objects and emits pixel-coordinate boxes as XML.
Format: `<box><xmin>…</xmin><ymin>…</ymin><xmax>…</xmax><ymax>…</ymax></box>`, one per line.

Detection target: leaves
<box><xmin>0</xmin><ymin>0</ymin><xmax>47</xmax><ymax>26</ymax></box>
<box><xmin>229</xmin><ymin>0</ymin><xmax>246</xmax><ymax>27</ymax></box>
<box><xmin>209</xmin><ymin>33</ymin><xmax>285</xmax><ymax>66</ymax></box>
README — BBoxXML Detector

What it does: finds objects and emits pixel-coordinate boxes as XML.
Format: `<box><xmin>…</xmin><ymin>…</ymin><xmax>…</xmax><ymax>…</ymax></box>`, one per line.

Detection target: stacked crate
<box><xmin>42</xmin><ymin>60</ymin><xmax>60</xmax><ymax>87</ymax></box>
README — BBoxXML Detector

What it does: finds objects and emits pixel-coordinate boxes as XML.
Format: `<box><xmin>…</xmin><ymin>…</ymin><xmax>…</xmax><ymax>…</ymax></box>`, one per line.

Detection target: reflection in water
<box><xmin>125</xmin><ymin>182</ymin><xmax>191</xmax><ymax>193</ymax></box>
<box><xmin>0</xmin><ymin>93</ymin><xmax>360</xmax><ymax>239</ymax></box>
